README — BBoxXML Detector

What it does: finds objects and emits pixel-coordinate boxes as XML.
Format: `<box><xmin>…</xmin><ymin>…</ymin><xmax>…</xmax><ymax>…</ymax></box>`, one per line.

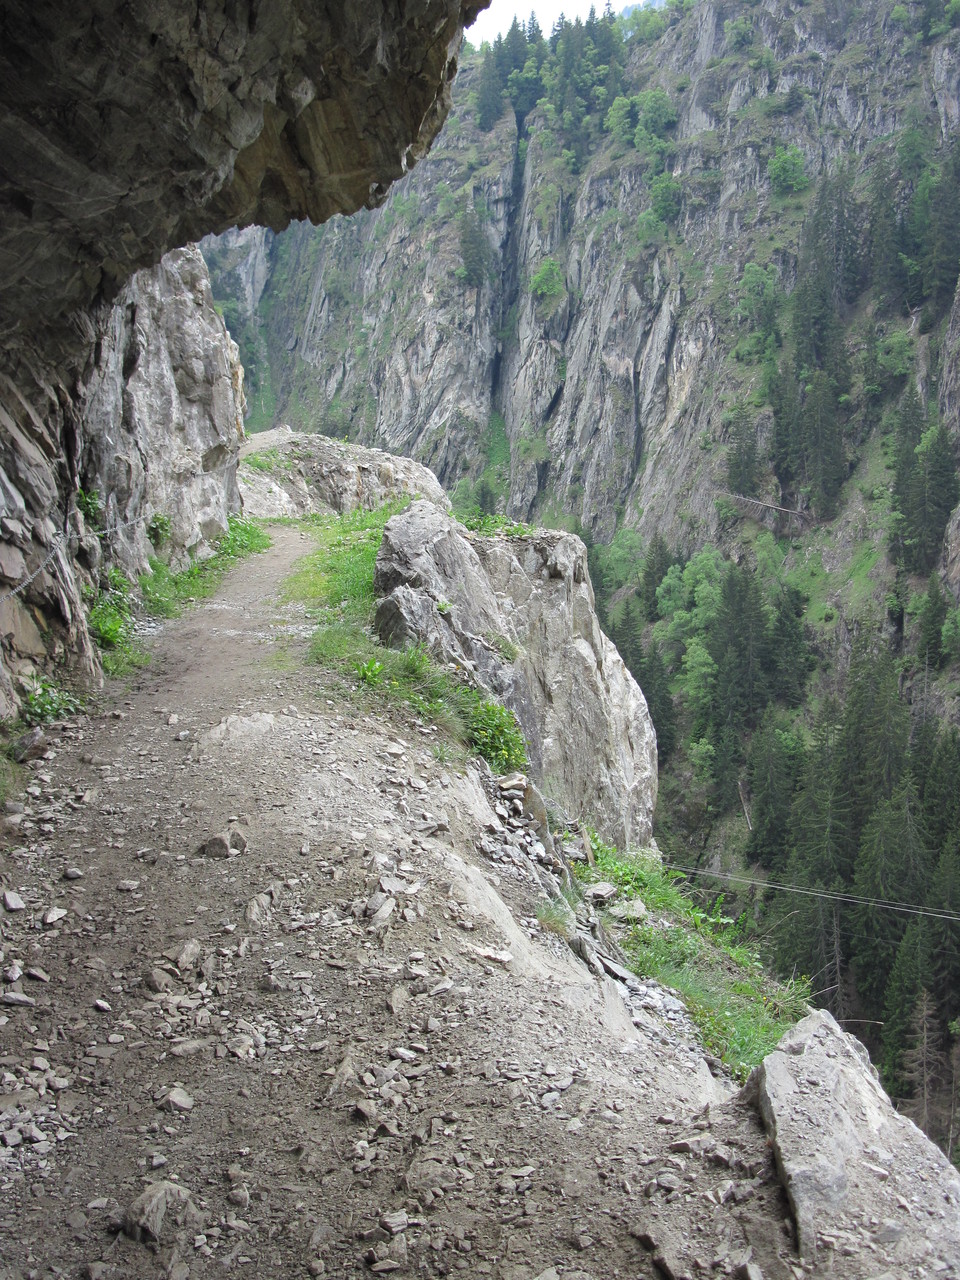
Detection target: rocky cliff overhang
<box><xmin>0</xmin><ymin>0</ymin><xmax>485</xmax><ymax>350</ymax></box>
<box><xmin>0</xmin><ymin>0</ymin><xmax>484</xmax><ymax>715</ymax></box>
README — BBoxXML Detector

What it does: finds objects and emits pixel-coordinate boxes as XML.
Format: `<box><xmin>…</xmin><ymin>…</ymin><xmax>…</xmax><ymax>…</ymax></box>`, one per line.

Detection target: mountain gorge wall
<box><xmin>206</xmin><ymin>0</ymin><xmax>960</xmax><ymax>549</ymax></box>
<box><xmin>0</xmin><ymin>0</ymin><xmax>482</xmax><ymax>714</ymax></box>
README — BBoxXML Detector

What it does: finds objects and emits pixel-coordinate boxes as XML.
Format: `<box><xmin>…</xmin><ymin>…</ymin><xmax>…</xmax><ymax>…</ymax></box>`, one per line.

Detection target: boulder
<box><xmin>373</xmin><ymin>500</ymin><xmax>657</xmax><ymax>849</ymax></box>
<box><xmin>744</xmin><ymin>1009</ymin><xmax>960</xmax><ymax>1272</ymax></box>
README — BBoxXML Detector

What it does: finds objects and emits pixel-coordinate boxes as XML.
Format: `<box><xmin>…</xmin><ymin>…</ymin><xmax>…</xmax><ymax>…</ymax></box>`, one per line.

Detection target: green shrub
<box><xmin>21</xmin><ymin>677</ymin><xmax>84</xmax><ymax>725</ymax></box>
<box><xmin>88</xmin><ymin>572</ymin><xmax>133</xmax><ymax>650</ymax></box>
<box><xmin>466</xmin><ymin>696</ymin><xmax>527</xmax><ymax>773</ymax></box>
<box><xmin>724</xmin><ymin>14</ymin><xmax>754</xmax><ymax>48</ymax></box>
<box><xmin>77</xmin><ymin>488</ymin><xmax>102</xmax><ymax>528</ymax></box>
<box><xmin>575</xmin><ymin>840</ymin><xmax>812</xmax><ymax>1079</ymax></box>
<box><xmin>650</xmin><ymin>173</ymin><xmax>683</xmax><ymax>223</ymax></box>
<box><xmin>147</xmin><ymin>513</ymin><xmax>171</xmax><ymax>548</ymax></box>
<box><xmin>636</xmin><ymin>210</ymin><xmax>667</xmax><ymax>247</ymax></box>
<box><xmin>462</xmin><ymin>512</ymin><xmax>532</xmax><ymax>536</ymax></box>
<box><xmin>217</xmin><ymin>516</ymin><xmax>271</xmax><ymax>559</ymax></box>
<box><xmin>354</xmin><ymin>657</ymin><xmax>384</xmax><ymax>686</ymax></box>
<box><xmin>768</xmin><ymin>144</ymin><xmax>809</xmax><ymax>195</ymax></box>
<box><xmin>530</xmin><ymin>258</ymin><xmax>566</xmax><ymax>304</ymax></box>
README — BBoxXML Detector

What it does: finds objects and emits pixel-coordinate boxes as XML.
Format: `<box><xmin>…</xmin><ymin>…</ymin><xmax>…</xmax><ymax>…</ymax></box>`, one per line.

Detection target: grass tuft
<box><xmin>140</xmin><ymin>516</ymin><xmax>271</xmax><ymax>619</ymax></box>
<box><xmin>577</xmin><ymin>833</ymin><xmax>811</xmax><ymax>1080</ymax></box>
<box><xmin>287</xmin><ymin>501</ymin><xmax>528</xmax><ymax>772</ymax></box>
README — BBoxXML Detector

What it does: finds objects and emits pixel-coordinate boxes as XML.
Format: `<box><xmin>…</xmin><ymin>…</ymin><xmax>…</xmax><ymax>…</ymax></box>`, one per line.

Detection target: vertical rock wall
<box><xmin>0</xmin><ymin>248</ymin><xmax>245</xmax><ymax>717</ymax></box>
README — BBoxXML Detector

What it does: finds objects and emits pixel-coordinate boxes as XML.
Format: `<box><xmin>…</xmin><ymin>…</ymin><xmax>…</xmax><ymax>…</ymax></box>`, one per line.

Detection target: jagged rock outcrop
<box><xmin>744</xmin><ymin>1009</ymin><xmax>960</xmax><ymax>1274</ymax></box>
<box><xmin>372</xmin><ymin>500</ymin><xmax>658</xmax><ymax>848</ymax></box>
<box><xmin>0</xmin><ymin>0</ymin><xmax>482</xmax><ymax>714</ymax></box>
<box><xmin>238</xmin><ymin>427</ymin><xmax>449</xmax><ymax>519</ymax></box>
<box><xmin>0</xmin><ymin>248</ymin><xmax>244</xmax><ymax>717</ymax></box>
<box><xmin>81</xmin><ymin>246</ymin><xmax>245</xmax><ymax>577</ymax></box>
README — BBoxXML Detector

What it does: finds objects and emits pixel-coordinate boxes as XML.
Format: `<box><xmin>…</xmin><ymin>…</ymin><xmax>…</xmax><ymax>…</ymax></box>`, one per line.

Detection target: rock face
<box><xmin>0</xmin><ymin>0</ymin><xmax>482</xmax><ymax>714</ymax></box>
<box><xmin>373</xmin><ymin>500</ymin><xmax>658</xmax><ymax>848</ymax></box>
<box><xmin>0</xmin><ymin>0</ymin><xmax>482</xmax><ymax>347</ymax></box>
<box><xmin>0</xmin><ymin>247</ymin><xmax>244</xmax><ymax>717</ymax></box>
<box><xmin>81</xmin><ymin>246</ymin><xmax>245</xmax><ymax>576</ymax></box>
<box><xmin>238</xmin><ymin>428</ymin><xmax>449</xmax><ymax>520</ymax></box>
<box><xmin>205</xmin><ymin>3</ymin><xmax>960</xmax><ymax>550</ymax></box>
<box><xmin>744</xmin><ymin>1008</ymin><xmax>960</xmax><ymax>1273</ymax></box>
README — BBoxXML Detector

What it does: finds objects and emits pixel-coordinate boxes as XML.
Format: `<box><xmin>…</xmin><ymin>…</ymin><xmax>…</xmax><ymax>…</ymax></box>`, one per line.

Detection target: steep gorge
<box><xmin>202</xmin><ymin>0</ymin><xmax>960</xmax><ymax>1159</ymax></box>
<box><xmin>205</xmin><ymin>0</ymin><xmax>960</xmax><ymax>549</ymax></box>
<box><xmin>1</xmin><ymin>3</ymin><xmax>960</xmax><ymax>1272</ymax></box>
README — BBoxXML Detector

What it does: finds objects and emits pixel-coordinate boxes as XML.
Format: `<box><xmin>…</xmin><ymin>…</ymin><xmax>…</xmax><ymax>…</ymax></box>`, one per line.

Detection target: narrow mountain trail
<box><xmin>0</xmin><ymin>530</ymin><xmax>804</xmax><ymax>1280</ymax></box>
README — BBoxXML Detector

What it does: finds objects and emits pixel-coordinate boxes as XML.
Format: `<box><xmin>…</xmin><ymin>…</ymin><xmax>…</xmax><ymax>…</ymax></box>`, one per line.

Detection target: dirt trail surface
<box><xmin>1</xmin><ymin>529</ymin><xmax>801</xmax><ymax>1280</ymax></box>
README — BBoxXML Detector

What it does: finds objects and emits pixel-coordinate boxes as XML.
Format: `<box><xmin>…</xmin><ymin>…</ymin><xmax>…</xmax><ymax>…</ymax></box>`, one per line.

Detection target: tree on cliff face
<box><xmin>458</xmin><ymin>201</ymin><xmax>489</xmax><ymax>288</ymax></box>
<box><xmin>477</xmin><ymin>48</ymin><xmax>504</xmax><ymax>131</ymax></box>
<box><xmin>726</xmin><ymin>404</ymin><xmax>759</xmax><ymax>496</ymax></box>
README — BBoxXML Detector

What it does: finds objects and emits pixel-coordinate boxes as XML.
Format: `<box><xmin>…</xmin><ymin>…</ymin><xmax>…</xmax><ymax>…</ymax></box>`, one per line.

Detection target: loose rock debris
<box><xmin>1</xmin><ymin>526</ymin><xmax>957</xmax><ymax>1280</ymax></box>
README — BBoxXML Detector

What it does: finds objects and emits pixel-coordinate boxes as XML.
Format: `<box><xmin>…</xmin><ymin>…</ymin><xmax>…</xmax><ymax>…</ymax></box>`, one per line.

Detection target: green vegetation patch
<box><xmin>284</xmin><ymin>503</ymin><xmax>527</xmax><ymax>772</ymax></box>
<box><xmin>241</xmin><ymin>447</ymin><xmax>291</xmax><ymax>475</ymax></box>
<box><xmin>20</xmin><ymin>676</ymin><xmax>85</xmax><ymax>725</ymax></box>
<box><xmin>577</xmin><ymin>836</ymin><xmax>810</xmax><ymax>1080</ymax></box>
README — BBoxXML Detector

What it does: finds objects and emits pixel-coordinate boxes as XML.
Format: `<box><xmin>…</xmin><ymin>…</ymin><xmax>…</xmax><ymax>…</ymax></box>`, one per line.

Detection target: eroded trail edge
<box><xmin>1</xmin><ymin>530</ymin><xmax>956</xmax><ymax>1280</ymax></box>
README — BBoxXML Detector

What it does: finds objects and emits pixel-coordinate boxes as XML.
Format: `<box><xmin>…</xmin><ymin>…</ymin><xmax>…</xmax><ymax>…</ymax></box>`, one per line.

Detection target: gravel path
<box><xmin>0</xmin><ymin>528</ymin><xmax>798</xmax><ymax>1280</ymax></box>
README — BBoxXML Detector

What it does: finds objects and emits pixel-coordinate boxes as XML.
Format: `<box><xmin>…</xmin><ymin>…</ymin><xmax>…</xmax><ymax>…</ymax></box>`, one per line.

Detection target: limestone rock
<box><xmin>744</xmin><ymin>1009</ymin><xmax>960</xmax><ymax>1271</ymax></box>
<box><xmin>0</xmin><ymin>1</ymin><xmax>481</xmax><ymax>343</ymax></box>
<box><xmin>238</xmin><ymin>429</ymin><xmax>449</xmax><ymax>520</ymax></box>
<box><xmin>123</xmin><ymin>1179</ymin><xmax>191</xmax><ymax>1243</ymax></box>
<box><xmin>80</xmin><ymin>246</ymin><xmax>245</xmax><ymax>577</ymax></box>
<box><xmin>373</xmin><ymin>500</ymin><xmax>657</xmax><ymax>848</ymax></box>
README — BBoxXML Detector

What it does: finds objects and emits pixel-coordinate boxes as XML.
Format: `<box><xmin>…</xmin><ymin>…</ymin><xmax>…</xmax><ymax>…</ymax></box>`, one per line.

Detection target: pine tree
<box><xmin>852</xmin><ymin>775</ymin><xmax>930</xmax><ymax>1015</ymax></box>
<box><xmin>917</xmin><ymin>572</ymin><xmax>948</xmax><ymax>670</ymax></box>
<box><xmin>726</xmin><ymin>404</ymin><xmax>760</xmax><ymax>496</ymax></box>
<box><xmin>775</xmin><ymin>858</ymin><xmax>849</xmax><ymax>1019</ymax></box>
<box><xmin>790</xmin><ymin>699</ymin><xmax>850</xmax><ymax>885</ymax></box>
<box><xmin>638</xmin><ymin>532</ymin><xmax>671</xmax><ymax>621</ymax></box>
<box><xmin>708</xmin><ymin>563</ymin><xmax>771</xmax><ymax>732</ymax></box>
<box><xmin>770</xmin><ymin>361</ymin><xmax>802</xmax><ymax>484</ymax></box>
<box><xmin>921</xmin><ymin>728</ymin><xmax>960</xmax><ymax>860</ymax></box>
<box><xmin>916</xmin><ymin>423</ymin><xmax>959</xmax><ymax>572</ymax></box>
<box><xmin>503</xmin><ymin>17</ymin><xmax>529</xmax><ymax>75</ymax></box>
<box><xmin>476</xmin><ymin>48</ymin><xmax>504</xmax><ymax>131</ymax></box>
<box><xmin>902</xmin><ymin>989</ymin><xmax>944</xmax><ymax>1138</ymax></box>
<box><xmin>881</xmin><ymin>923</ymin><xmax>935</xmax><ymax>1096</ymax></box>
<box><xmin>928</xmin><ymin>841</ymin><xmax>960</xmax><ymax>1022</ymax></box>
<box><xmin>636</xmin><ymin>637</ymin><xmax>676</xmax><ymax>764</ymax></box>
<box><xmin>801</xmin><ymin>370</ymin><xmax>844</xmax><ymax>515</ymax></box>
<box><xmin>834</xmin><ymin>644</ymin><xmax>908</xmax><ymax>874</ymax></box>
<box><xmin>747</xmin><ymin>712</ymin><xmax>804</xmax><ymax>869</ymax></box>
<box><xmin>769</xmin><ymin>585</ymin><xmax>811</xmax><ymax>705</ymax></box>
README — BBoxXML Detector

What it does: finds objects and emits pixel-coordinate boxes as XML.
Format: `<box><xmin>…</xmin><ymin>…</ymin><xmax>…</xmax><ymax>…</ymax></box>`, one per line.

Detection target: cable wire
<box><xmin>657</xmin><ymin>859</ymin><xmax>960</xmax><ymax>924</ymax></box>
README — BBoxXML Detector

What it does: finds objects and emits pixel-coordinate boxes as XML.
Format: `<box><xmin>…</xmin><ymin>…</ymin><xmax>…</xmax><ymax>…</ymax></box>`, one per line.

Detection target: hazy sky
<box><xmin>466</xmin><ymin>1</ymin><xmax>609</xmax><ymax>46</ymax></box>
